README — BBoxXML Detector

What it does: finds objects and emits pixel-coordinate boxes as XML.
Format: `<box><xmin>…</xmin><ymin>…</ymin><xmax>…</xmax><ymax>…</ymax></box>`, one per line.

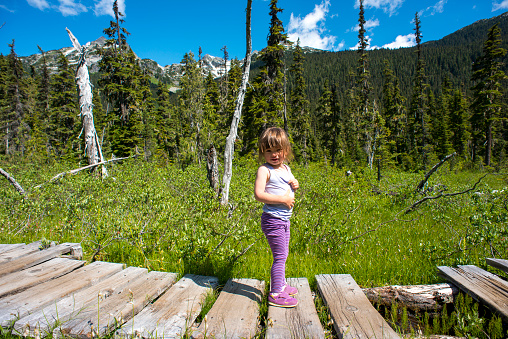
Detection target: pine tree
<box><xmin>431</xmin><ymin>79</ymin><xmax>453</xmax><ymax>160</ymax></box>
<box><xmin>177</xmin><ymin>51</ymin><xmax>205</xmax><ymax>164</ymax></box>
<box><xmin>154</xmin><ymin>83</ymin><xmax>177</xmax><ymax>160</ymax></box>
<box><xmin>1</xmin><ymin>40</ymin><xmax>28</xmax><ymax>155</ymax></box>
<box><xmin>289</xmin><ymin>39</ymin><xmax>310</xmax><ymax>163</ymax></box>
<box><xmin>408</xmin><ymin>12</ymin><xmax>429</xmax><ymax>170</ymax></box>
<box><xmin>470</xmin><ymin>23</ymin><xmax>507</xmax><ymax>166</ymax></box>
<box><xmin>243</xmin><ymin>0</ymin><xmax>288</xmax><ymax>149</ymax></box>
<box><xmin>98</xmin><ymin>1</ymin><xmax>147</xmax><ymax>157</ymax></box>
<box><xmin>355</xmin><ymin>0</ymin><xmax>384</xmax><ymax>169</ymax></box>
<box><xmin>382</xmin><ymin>60</ymin><xmax>406</xmax><ymax>165</ymax></box>
<box><xmin>49</xmin><ymin>51</ymin><xmax>79</xmax><ymax>159</ymax></box>
<box><xmin>449</xmin><ymin>89</ymin><xmax>470</xmax><ymax>159</ymax></box>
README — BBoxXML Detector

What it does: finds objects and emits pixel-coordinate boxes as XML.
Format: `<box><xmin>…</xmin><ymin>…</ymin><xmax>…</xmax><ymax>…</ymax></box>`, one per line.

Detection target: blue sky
<box><xmin>0</xmin><ymin>0</ymin><xmax>507</xmax><ymax>66</ymax></box>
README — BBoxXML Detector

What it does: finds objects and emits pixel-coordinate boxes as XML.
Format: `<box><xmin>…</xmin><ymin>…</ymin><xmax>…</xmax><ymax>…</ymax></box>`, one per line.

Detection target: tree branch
<box><xmin>33</xmin><ymin>154</ymin><xmax>137</xmax><ymax>189</ymax></box>
<box><xmin>0</xmin><ymin>167</ymin><xmax>26</xmax><ymax>195</ymax></box>
<box><xmin>406</xmin><ymin>173</ymin><xmax>489</xmax><ymax>214</ymax></box>
<box><xmin>416</xmin><ymin>152</ymin><xmax>456</xmax><ymax>192</ymax></box>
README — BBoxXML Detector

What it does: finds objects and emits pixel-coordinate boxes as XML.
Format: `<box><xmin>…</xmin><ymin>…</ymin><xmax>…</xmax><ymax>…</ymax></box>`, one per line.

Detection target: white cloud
<box><xmin>382</xmin><ymin>33</ymin><xmax>416</xmax><ymax>49</ymax></box>
<box><xmin>0</xmin><ymin>5</ymin><xmax>15</xmax><ymax>12</ymax></box>
<box><xmin>420</xmin><ymin>0</ymin><xmax>448</xmax><ymax>16</ymax></box>
<box><xmin>58</xmin><ymin>0</ymin><xmax>87</xmax><ymax>16</ymax></box>
<box><xmin>355</xmin><ymin>0</ymin><xmax>405</xmax><ymax>16</ymax></box>
<box><xmin>287</xmin><ymin>0</ymin><xmax>339</xmax><ymax>50</ymax></box>
<box><xmin>27</xmin><ymin>0</ymin><xmax>50</xmax><ymax>10</ymax></box>
<box><xmin>493</xmin><ymin>0</ymin><xmax>508</xmax><ymax>11</ymax></box>
<box><xmin>94</xmin><ymin>0</ymin><xmax>126</xmax><ymax>17</ymax></box>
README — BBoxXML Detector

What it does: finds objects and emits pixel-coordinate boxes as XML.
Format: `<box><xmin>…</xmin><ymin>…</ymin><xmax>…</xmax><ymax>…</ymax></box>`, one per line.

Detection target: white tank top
<box><xmin>262</xmin><ymin>163</ymin><xmax>295</xmax><ymax>220</ymax></box>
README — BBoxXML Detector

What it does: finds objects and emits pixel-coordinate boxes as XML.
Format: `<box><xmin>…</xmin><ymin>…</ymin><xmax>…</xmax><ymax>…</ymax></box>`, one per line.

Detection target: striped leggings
<box><xmin>261</xmin><ymin>212</ymin><xmax>290</xmax><ymax>294</ymax></box>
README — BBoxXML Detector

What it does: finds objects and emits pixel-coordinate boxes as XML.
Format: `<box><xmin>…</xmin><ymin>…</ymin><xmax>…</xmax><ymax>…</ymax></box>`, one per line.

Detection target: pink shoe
<box><xmin>268</xmin><ymin>291</ymin><xmax>298</xmax><ymax>308</ymax></box>
<box><xmin>283</xmin><ymin>283</ymin><xmax>298</xmax><ymax>296</ymax></box>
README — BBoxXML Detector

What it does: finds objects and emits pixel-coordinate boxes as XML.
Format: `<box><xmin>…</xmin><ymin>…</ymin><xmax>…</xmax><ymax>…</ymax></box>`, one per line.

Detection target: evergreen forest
<box><xmin>1</xmin><ymin>1</ymin><xmax>508</xmax><ymax>337</ymax></box>
<box><xmin>1</xmin><ymin>3</ymin><xmax>507</xmax><ymax>171</ymax></box>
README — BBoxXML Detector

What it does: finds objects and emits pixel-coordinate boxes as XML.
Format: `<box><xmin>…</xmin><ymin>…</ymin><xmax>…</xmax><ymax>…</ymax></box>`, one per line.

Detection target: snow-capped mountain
<box><xmin>20</xmin><ymin>37</ymin><xmax>232</xmax><ymax>89</ymax></box>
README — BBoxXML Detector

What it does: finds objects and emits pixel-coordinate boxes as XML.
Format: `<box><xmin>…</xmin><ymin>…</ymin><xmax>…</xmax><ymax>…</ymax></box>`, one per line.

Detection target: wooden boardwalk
<box><xmin>438</xmin><ymin>258</ymin><xmax>508</xmax><ymax>322</ymax></box>
<box><xmin>0</xmin><ymin>242</ymin><xmax>401</xmax><ymax>338</ymax></box>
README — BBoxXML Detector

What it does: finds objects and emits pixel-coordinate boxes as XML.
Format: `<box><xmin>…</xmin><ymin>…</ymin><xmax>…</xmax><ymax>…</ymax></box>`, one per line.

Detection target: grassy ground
<box><xmin>0</xmin><ymin>157</ymin><xmax>507</xmax><ymax>337</ymax></box>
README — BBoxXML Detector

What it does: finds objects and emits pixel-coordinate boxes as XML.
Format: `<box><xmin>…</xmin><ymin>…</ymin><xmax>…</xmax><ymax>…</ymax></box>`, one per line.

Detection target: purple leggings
<box><xmin>261</xmin><ymin>212</ymin><xmax>290</xmax><ymax>294</ymax></box>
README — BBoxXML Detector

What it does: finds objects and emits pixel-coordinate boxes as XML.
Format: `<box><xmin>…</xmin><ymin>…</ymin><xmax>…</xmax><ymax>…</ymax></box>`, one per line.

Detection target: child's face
<box><xmin>263</xmin><ymin>147</ymin><xmax>285</xmax><ymax>167</ymax></box>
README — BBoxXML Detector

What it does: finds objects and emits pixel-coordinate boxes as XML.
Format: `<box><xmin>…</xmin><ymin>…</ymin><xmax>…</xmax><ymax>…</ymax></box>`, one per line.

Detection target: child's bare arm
<box><xmin>288</xmin><ymin>178</ymin><xmax>299</xmax><ymax>191</ymax></box>
<box><xmin>254</xmin><ymin>166</ymin><xmax>294</xmax><ymax>209</ymax></box>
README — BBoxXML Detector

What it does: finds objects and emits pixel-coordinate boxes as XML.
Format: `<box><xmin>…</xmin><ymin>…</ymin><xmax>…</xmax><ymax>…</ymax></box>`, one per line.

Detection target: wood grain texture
<box><xmin>486</xmin><ymin>258</ymin><xmax>508</xmax><ymax>274</ymax></box>
<box><xmin>316</xmin><ymin>274</ymin><xmax>400</xmax><ymax>339</ymax></box>
<box><xmin>0</xmin><ymin>244</ymin><xmax>25</xmax><ymax>254</ymax></box>
<box><xmin>13</xmin><ymin>266</ymin><xmax>148</xmax><ymax>337</ymax></box>
<box><xmin>0</xmin><ymin>257</ymin><xmax>84</xmax><ymax>298</ymax></box>
<box><xmin>0</xmin><ymin>261</ymin><xmax>123</xmax><ymax>328</ymax></box>
<box><xmin>118</xmin><ymin>274</ymin><xmax>218</xmax><ymax>339</ymax></box>
<box><xmin>192</xmin><ymin>278</ymin><xmax>264</xmax><ymax>339</ymax></box>
<box><xmin>54</xmin><ymin>270</ymin><xmax>178</xmax><ymax>339</ymax></box>
<box><xmin>266</xmin><ymin>277</ymin><xmax>325</xmax><ymax>339</ymax></box>
<box><xmin>0</xmin><ymin>241</ymin><xmax>42</xmax><ymax>263</ymax></box>
<box><xmin>0</xmin><ymin>242</ymin><xmax>80</xmax><ymax>277</ymax></box>
<box><xmin>438</xmin><ymin>265</ymin><xmax>508</xmax><ymax>321</ymax></box>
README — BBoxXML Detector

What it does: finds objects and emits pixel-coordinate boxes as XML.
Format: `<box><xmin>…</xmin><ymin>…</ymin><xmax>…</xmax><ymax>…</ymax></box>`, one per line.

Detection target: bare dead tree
<box><xmin>221</xmin><ymin>0</ymin><xmax>252</xmax><ymax>206</ymax></box>
<box><xmin>416</xmin><ymin>152</ymin><xmax>456</xmax><ymax>192</ymax></box>
<box><xmin>66</xmin><ymin>28</ymin><xmax>108</xmax><ymax>178</ymax></box>
<box><xmin>0</xmin><ymin>167</ymin><xmax>25</xmax><ymax>195</ymax></box>
<box><xmin>206</xmin><ymin>145</ymin><xmax>220</xmax><ymax>194</ymax></box>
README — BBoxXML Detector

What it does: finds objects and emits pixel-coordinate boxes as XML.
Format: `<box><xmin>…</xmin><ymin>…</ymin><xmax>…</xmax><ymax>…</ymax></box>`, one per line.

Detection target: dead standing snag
<box><xmin>66</xmin><ymin>28</ymin><xmax>108</xmax><ymax>178</ymax></box>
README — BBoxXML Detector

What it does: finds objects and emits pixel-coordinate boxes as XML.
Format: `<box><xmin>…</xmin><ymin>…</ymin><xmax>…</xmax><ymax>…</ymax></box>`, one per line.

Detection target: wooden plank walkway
<box><xmin>266</xmin><ymin>277</ymin><xmax>325</xmax><ymax>339</ymax></box>
<box><xmin>192</xmin><ymin>278</ymin><xmax>265</xmax><ymax>339</ymax></box>
<box><xmin>316</xmin><ymin>274</ymin><xmax>401</xmax><ymax>339</ymax></box>
<box><xmin>0</xmin><ymin>243</ymin><xmax>405</xmax><ymax>338</ymax></box>
<box><xmin>438</xmin><ymin>264</ymin><xmax>508</xmax><ymax>321</ymax></box>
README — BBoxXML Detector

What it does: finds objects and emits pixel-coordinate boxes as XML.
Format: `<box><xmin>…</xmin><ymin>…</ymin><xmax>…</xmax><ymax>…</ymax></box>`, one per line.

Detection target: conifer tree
<box><xmin>449</xmin><ymin>89</ymin><xmax>470</xmax><ymax>159</ymax></box>
<box><xmin>408</xmin><ymin>12</ymin><xmax>429</xmax><ymax>169</ymax></box>
<box><xmin>382</xmin><ymin>60</ymin><xmax>406</xmax><ymax>165</ymax></box>
<box><xmin>98</xmin><ymin>1</ymin><xmax>148</xmax><ymax>157</ymax></box>
<box><xmin>178</xmin><ymin>51</ymin><xmax>205</xmax><ymax>164</ymax></box>
<box><xmin>154</xmin><ymin>83</ymin><xmax>177</xmax><ymax>160</ymax></box>
<box><xmin>243</xmin><ymin>0</ymin><xmax>288</xmax><ymax>150</ymax></box>
<box><xmin>1</xmin><ymin>40</ymin><xmax>28</xmax><ymax>155</ymax></box>
<box><xmin>431</xmin><ymin>79</ymin><xmax>453</xmax><ymax>160</ymax></box>
<box><xmin>470</xmin><ymin>23</ymin><xmax>507</xmax><ymax>166</ymax></box>
<box><xmin>289</xmin><ymin>39</ymin><xmax>310</xmax><ymax>163</ymax></box>
<box><xmin>49</xmin><ymin>51</ymin><xmax>78</xmax><ymax>159</ymax></box>
<box><xmin>355</xmin><ymin>0</ymin><xmax>384</xmax><ymax>169</ymax></box>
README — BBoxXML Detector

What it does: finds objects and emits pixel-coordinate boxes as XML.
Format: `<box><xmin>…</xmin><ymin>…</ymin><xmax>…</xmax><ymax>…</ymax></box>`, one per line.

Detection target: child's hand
<box><xmin>288</xmin><ymin>178</ymin><xmax>299</xmax><ymax>191</ymax></box>
<box><xmin>282</xmin><ymin>189</ymin><xmax>295</xmax><ymax>209</ymax></box>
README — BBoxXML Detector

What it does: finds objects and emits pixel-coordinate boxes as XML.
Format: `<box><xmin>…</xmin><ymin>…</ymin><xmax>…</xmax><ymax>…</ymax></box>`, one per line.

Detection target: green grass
<box><xmin>0</xmin><ymin>157</ymin><xmax>507</xmax><ymax>337</ymax></box>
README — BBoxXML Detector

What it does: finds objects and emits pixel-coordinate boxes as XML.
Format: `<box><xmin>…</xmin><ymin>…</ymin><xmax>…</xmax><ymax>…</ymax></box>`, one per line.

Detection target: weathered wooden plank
<box><xmin>0</xmin><ymin>242</ymin><xmax>81</xmax><ymax>277</ymax></box>
<box><xmin>192</xmin><ymin>278</ymin><xmax>265</xmax><ymax>339</ymax></box>
<box><xmin>0</xmin><ymin>261</ymin><xmax>123</xmax><ymax>328</ymax></box>
<box><xmin>265</xmin><ymin>278</ymin><xmax>325</xmax><ymax>339</ymax></box>
<box><xmin>0</xmin><ymin>241</ymin><xmax>42</xmax><ymax>263</ymax></box>
<box><xmin>0</xmin><ymin>244</ymin><xmax>25</xmax><ymax>254</ymax></box>
<box><xmin>0</xmin><ymin>257</ymin><xmax>84</xmax><ymax>298</ymax></box>
<box><xmin>54</xmin><ymin>271</ymin><xmax>178</xmax><ymax>339</ymax></box>
<box><xmin>316</xmin><ymin>274</ymin><xmax>400</xmax><ymax>339</ymax></box>
<box><xmin>486</xmin><ymin>258</ymin><xmax>508</xmax><ymax>275</ymax></box>
<box><xmin>117</xmin><ymin>274</ymin><xmax>219</xmax><ymax>339</ymax></box>
<box><xmin>438</xmin><ymin>265</ymin><xmax>508</xmax><ymax>321</ymax></box>
<box><xmin>13</xmin><ymin>266</ymin><xmax>147</xmax><ymax>337</ymax></box>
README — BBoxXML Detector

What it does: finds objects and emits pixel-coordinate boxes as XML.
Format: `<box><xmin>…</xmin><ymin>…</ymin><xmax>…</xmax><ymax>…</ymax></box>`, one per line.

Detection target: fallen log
<box><xmin>362</xmin><ymin>283</ymin><xmax>460</xmax><ymax>314</ymax></box>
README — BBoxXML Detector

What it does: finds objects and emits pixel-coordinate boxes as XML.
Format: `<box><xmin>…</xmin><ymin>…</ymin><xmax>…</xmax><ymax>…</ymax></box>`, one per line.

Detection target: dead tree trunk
<box><xmin>220</xmin><ymin>0</ymin><xmax>252</xmax><ymax>206</ymax></box>
<box><xmin>0</xmin><ymin>167</ymin><xmax>25</xmax><ymax>195</ymax></box>
<box><xmin>207</xmin><ymin>145</ymin><xmax>220</xmax><ymax>194</ymax></box>
<box><xmin>66</xmin><ymin>28</ymin><xmax>108</xmax><ymax>178</ymax></box>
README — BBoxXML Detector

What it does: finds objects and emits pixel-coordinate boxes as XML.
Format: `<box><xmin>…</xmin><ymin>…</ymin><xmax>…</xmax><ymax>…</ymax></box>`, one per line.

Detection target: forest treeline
<box><xmin>1</xmin><ymin>0</ymin><xmax>507</xmax><ymax>173</ymax></box>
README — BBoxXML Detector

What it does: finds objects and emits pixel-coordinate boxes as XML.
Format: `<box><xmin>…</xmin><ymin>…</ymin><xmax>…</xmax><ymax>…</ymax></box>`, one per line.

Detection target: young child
<box><xmin>254</xmin><ymin>127</ymin><xmax>299</xmax><ymax>308</ymax></box>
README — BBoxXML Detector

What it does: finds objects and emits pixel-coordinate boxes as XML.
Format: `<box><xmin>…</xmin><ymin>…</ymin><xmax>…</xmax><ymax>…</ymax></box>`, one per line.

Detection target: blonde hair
<box><xmin>258</xmin><ymin>127</ymin><xmax>293</xmax><ymax>163</ymax></box>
